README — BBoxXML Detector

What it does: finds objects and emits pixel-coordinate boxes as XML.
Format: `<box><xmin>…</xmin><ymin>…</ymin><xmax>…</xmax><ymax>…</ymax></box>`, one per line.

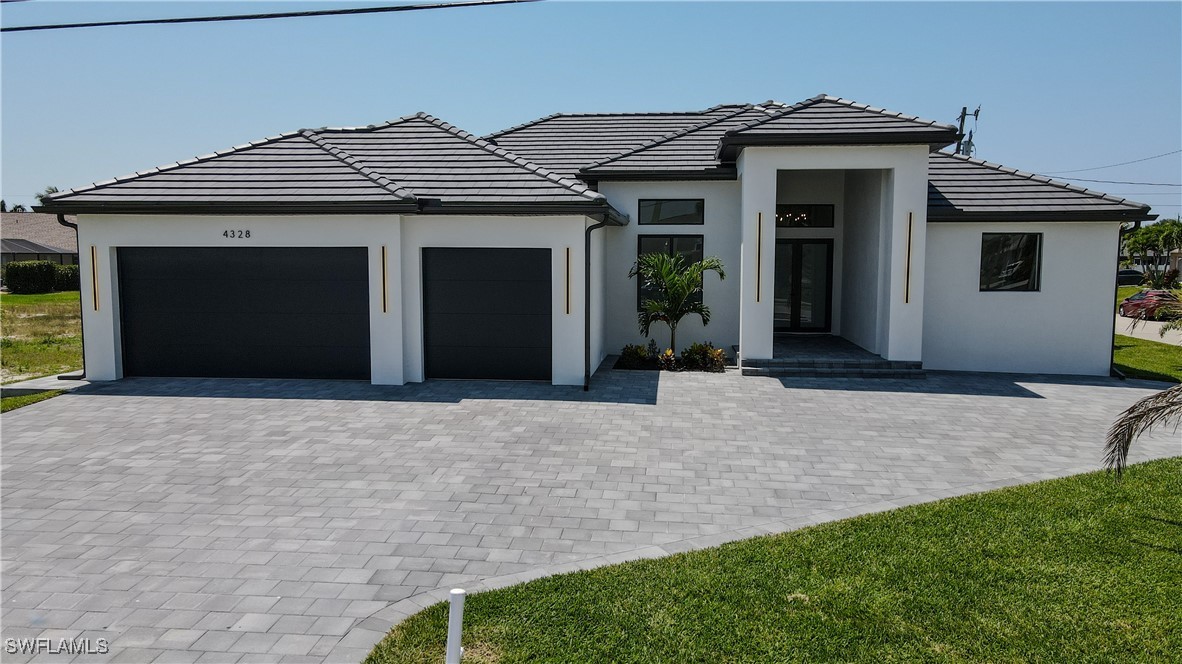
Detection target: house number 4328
<box><xmin>222</xmin><ymin>230</ymin><xmax>251</xmax><ymax>239</ymax></box>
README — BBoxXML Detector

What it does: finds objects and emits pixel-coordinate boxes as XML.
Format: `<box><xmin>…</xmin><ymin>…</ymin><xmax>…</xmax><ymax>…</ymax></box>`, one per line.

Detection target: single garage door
<box><xmin>117</xmin><ymin>247</ymin><xmax>370</xmax><ymax>379</ymax></box>
<box><xmin>423</xmin><ymin>248</ymin><xmax>551</xmax><ymax>380</ymax></box>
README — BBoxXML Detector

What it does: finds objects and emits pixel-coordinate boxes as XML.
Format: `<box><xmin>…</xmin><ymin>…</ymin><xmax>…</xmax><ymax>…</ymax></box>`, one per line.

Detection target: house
<box><xmin>35</xmin><ymin>95</ymin><xmax>1154</xmax><ymax>386</ymax></box>
<box><xmin>1</xmin><ymin>212</ymin><xmax>79</xmax><ymax>267</ymax></box>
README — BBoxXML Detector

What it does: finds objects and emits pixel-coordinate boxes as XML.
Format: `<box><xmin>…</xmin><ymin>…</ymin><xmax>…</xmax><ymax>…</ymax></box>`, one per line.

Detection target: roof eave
<box><xmin>578</xmin><ymin>167</ymin><xmax>738</xmax><ymax>184</ymax></box>
<box><xmin>414</xmin><ymin>201</ymin><xmax>629</xmax><ymax>225</ymax></box>
<box><xmin>33</xmin><ymin>201</ymin><xmax>420</xmax><ymax>215</ymax></box>
<box><xmin>926</xmin><ymin>209</ymin><xmax>1157</xmax><ymax>223</ymax></box>
<box><xmin>718</xmin><ymin>132</ymin><xmax>960</xmax><ymax>161</ymax></box>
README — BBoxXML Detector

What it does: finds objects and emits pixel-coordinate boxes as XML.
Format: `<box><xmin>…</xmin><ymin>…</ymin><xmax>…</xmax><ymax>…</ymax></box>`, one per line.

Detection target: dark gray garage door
<box><xmin>423</xmin><ymin>248</ymin><xmax>551</xmax><ymax>380</ymax></box>
<box><xmin>117</xmin><ymin>247</ymin><xmax>370</xmax><ymax>379</ymax></box>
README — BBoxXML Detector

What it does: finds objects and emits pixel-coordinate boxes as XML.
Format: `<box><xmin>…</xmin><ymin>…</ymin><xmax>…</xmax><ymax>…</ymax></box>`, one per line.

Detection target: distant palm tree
<box><xmin>35</xmin><ymin>186</ymin><xmax>60</xmax><ymax>205</ymax></box>
<box><xmin>629</xmin><ymin>252</ymin><xmax>725</xmax><ymax>353</ymax></box>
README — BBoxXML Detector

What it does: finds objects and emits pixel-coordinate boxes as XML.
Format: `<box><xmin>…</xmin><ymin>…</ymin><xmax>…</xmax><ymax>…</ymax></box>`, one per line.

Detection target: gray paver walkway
<box><xmin>2</xmin><ymin>370</ymin><xmax>1179</xmax><ymax>663</ymax></box>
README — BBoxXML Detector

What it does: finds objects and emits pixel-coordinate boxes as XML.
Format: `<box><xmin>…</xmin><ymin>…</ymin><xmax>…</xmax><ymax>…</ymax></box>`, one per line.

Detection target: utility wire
<box><xmin>1045</xmin><ymin>149</ymin><xmax>1182</xmax><ymax>174</ymax></box>
<box><xmin>1052</xmin><ymin>176</ymin><xmax>1181</xmax><ymax>187</ymax></box>
<box><xmin>1</xmin><ymin>0</ymin><xmax>539</xmax><ymax>33</ymax></box>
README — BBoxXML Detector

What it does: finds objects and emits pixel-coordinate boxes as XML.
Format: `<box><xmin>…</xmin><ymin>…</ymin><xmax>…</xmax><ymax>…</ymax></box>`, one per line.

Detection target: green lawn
<box><xmin>367</xmin><ymin>458</ymin><xmax>1182</xmax><ymax>664</ymax></box>
<box><xmin>1114</xmin><ymin>334</ymin><xmax>1182</xmax><ymax>383</ymax></box>
<box><xmin>0</xmin><ymin>291</ymin><xmax>82</xmax><ymax>383</ymax></box>
<box><xmin>0</xmin><ymin>390</ymin><xmax>64</xmax><ymax>413</ymax></box>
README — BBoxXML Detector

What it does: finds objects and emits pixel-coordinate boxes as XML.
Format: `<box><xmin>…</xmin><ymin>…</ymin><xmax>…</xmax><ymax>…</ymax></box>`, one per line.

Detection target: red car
<box><xmin>1118</xmin><ymin>290</ymin><xmax>1179</xmax><ymax>319</ymax></box>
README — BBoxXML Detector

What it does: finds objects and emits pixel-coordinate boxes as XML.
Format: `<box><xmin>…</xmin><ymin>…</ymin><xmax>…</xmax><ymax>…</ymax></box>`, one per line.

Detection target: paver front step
<box><xmin>742</xmin><ymin>359</ymin><xmax>922</xmax><ymax>370</ymax></box>
<box><xmin>741</xmin><ymin>366</ymin><xmax>926</xmax><ymax>379</ymax></box>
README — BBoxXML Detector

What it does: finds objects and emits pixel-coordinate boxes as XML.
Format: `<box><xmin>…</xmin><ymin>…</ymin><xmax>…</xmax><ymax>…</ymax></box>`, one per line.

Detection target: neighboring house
<box><xmin>36</xmin><ymin>95</ymin><xmax>1154</xmax><ymax>385</ymax></box>
<box><xmin>0</xmin><ymin>212</ymin><xmax>79</xmax><ymax>266</ymax></box>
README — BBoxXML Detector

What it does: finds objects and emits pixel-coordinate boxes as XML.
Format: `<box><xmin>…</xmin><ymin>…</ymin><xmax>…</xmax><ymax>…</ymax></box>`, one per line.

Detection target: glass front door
<box><xmin>774</xmin><ymin>239</ymin><xmax>833</xmax><ymax>333</ymax></box>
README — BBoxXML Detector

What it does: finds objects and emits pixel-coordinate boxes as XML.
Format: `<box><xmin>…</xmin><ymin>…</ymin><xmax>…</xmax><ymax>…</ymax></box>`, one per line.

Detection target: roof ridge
<box><xmin>716</xmin><ymin>95</ymin><xmax>830</xmax><ymax>142</ymax></box>
<box><xmin>483</xmin><ymin>107</ymin><xmax>743</xmax><ymax>141</ymax></box>
<box><xmin>933</xmin><ymin>150</ymin><xmax>1150</xmax><ymax>210</ymax></box>
<box><xmin>718</xmin><ymin>94</ymin><xmax>959</xmax><ymax>143</ymax></box>
<box><xmin>581</xmin><ymin>105</ymin><xmax>758</xmax><ymax>172</ymax></box>
<box><xmin>407</xmin><ymin>113</ymin><xmax>606</xmax><ymax>202</ymax></box>
<box><xmin>44</xmin><ymin>131</ymin><xmax>304</xmax><ymax>202</ymax></box>
<box><xmin>300</xmin><ymin>129</ymin><xmax>417</xmax><ymax>201</ymax></box>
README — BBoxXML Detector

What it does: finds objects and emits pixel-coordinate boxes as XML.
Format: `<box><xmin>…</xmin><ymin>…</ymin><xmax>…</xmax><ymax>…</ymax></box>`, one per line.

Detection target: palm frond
<box><xmin>1104</xmin><ymin>383</ymin><xmax>1182</xmax><ymax>478</ymax></box>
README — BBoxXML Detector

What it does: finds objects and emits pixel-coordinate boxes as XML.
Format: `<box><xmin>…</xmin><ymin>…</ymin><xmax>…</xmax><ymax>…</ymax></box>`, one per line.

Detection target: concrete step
<box><xmin>741</xmin><ymin>366</ymin><xmax>926</xmax><ymax>379</ymax></box>
<box><xmin>742</xmin><ymin>358</ymin><xmax>922</xmax><ymax>370</ymax></box>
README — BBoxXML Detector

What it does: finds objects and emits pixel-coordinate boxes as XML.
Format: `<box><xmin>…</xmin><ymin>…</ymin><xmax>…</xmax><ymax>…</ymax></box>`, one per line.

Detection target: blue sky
<box><xmin>2</xmin><ymin>1</ymin><xmax>1180</xmax><ymax>215</ymax></box>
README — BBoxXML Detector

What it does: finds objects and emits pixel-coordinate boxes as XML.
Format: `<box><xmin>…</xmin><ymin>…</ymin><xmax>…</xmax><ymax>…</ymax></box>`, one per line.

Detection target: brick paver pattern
<box><xmin>2</xmin><ymin>370</ymin><xmax>1178</xmax><ymax>662</ymax></box>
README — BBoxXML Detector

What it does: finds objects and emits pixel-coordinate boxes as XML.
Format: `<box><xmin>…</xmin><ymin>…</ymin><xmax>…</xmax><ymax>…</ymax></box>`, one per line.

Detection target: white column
<box><xmin>882</xmin><ymin>151</ymin><xmax>929</xmax><ymax>362</ymax></box>
<box><xmin>737</xmin><ymin>154</ymin><xmax>777</xmax><ymax>360</ymax></box>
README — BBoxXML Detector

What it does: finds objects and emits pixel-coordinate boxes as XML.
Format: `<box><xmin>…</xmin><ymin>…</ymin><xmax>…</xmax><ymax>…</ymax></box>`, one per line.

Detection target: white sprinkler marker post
<box><xmin>445</xmin><ymin>588</ymin><xmax>466</xmax><ymax>664</ymax></box>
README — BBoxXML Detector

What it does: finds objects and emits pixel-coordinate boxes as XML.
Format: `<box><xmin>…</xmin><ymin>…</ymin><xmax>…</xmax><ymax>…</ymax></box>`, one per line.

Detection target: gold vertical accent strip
<box><xmin>381</xmin><ymin>245</ymin><xmax>388</xmax><ymax>313</ymax></box>
<box><xmin>755</xmin><ymin>212</ymin><xmax>763</xmax><ymax>303</ymax></box>
<box><xmin>905</xmin><ymin>213</ymin><xmax>913</xmax><ymax>304</ymax></box>
<box><xmin>565</xmin><ymin>247</ymin><xmax>571</xmax><ymax>315</ymax></box>
<box><xmin>90</xmin><ymin>245</ymin><xmax>99</xmax><ymax>311</ymax></box>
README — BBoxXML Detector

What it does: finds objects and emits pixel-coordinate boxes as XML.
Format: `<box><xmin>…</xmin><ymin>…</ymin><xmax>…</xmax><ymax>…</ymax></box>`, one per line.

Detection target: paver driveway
<box><xmin>2</xmin><ymin>370</ymin><xmax>1179</xmax><ymax>663</ymax></box>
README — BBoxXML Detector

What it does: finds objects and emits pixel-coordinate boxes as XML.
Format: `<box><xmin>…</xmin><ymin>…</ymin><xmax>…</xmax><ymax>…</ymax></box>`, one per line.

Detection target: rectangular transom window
<box><xmin>980</xmin><ymin>233</ymin><xmax>1042</xmax><ymax>292</ymax></box>
<box><xmin>776</xmin><ymin>204</ymin><xmax>835</xmax><ymax>228</ymax></box>
<box><xmin>638</xmin><ymin>199</ymin><xmax>705</xmax><ymax>225</ymax></box>
<box><xmin>637</xmin><ymin>235</ymin><xmax>704</xmax><ymax>310</ymax></box>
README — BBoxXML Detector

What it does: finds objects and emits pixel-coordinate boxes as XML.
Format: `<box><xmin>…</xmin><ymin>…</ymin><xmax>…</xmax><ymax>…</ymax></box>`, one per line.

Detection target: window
<box><xmin>638</xmin><ymin>199</ymin><xmax>705</xmax><ymax>225</ymax></box>
<box><xmin>637</xmin><ymin>235</ymin><xmax>704</xmax><ymax>309</ymax></box>
<box><xmin>776</xmin><ymin>204</ymin><xmax>834</xmax><ymax>228</ymax></box>
<box><xmin>980</xmin><ymin>233</ymin><xmax>1042</xmax><ymax>292</ymax></box>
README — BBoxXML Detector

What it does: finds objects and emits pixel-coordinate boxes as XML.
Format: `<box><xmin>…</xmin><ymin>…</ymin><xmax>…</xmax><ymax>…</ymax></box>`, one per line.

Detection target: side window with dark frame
<box><xmin>980</xmin><ymin>232</ymin><xmax>1042</xmax><ymax>291</ymax></box>
<box><xmin>637</xmin><ymin>235</ymin><xmax>704</xmax><ymax>310</ymax></box>
<box><xmin>638</xmin><ymin>199</ymin><xmax>705</xmax><ymax>225</ymax></box>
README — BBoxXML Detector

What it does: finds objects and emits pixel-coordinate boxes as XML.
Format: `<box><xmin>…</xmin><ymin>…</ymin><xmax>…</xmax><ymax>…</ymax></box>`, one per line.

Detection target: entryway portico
<box><xmin>735</xmin><ymin>144</ymin><xmax>933</xmax><ymax>366</ymax></box>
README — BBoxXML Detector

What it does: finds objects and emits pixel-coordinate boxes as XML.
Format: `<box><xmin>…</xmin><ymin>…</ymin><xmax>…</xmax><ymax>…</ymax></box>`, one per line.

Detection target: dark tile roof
<box><xmin>927</xmin><ymin>151</ymin><xmax>1153</xmax><ymax>221</ymax></box>
<box><xmin>314</xmin><ymin>114</ymin><xmax>607</xmax><ymax>208</ymax></box>
<box><xmin>1</xmin><ymin>238</ymin><xmax>73</xmax><ymax>254</ymax></box>
<box><xmin>485</xmin><ymin>105</ymin><xmax>749</xmax><ymax>178</ymax></box>
<box><xmin>580</xmin><ymin>105</ymin><xmax>784</xmax><ymax>179</ymax></box>
<box><xmin>718</xmin><ymin>94</ymin><xmax>959</xmax><ymax>142</ymax></box>
<box><xmin>0</xmin><ymin>213</ymin><xmax>78</xmax><ymax>252</ymax></box>
<box><xmin>39</xmin><ymin>114</ymin><xmax>618</xmax><ymax>218</ymax></box>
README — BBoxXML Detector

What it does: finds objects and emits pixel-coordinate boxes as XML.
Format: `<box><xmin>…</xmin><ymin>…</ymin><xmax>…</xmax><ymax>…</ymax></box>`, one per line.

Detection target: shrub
<box><xmin>54</xmin><ymin>263</ymin><xmax>80</xmax><ymax>291</ymax></box>
<box><xmin>681</xmin><ymin>342</ymin><xmax>726</xmax><ymax>372</ymax></box>
<box><xmin>1161</xmin><ymin>267</ymin><xmax>1179</xmax><ymax>290</ymax></box>
<box><xmin>4</xmin><ymin>260</ymin><xmax>58</xmax><ymax>294</ymax></box>
<box><xmin>617</xmin><ymin>344</ymin><xmax>652</xmax><ymax>370</ymax></box>
<box><xmin>656</xmin><ymin>348</ymin><xmax>680</xmax><ymax>371</ymax></box>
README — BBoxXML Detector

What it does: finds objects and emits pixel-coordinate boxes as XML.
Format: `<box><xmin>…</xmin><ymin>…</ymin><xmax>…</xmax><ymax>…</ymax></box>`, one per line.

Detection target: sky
<box><xmin>2</xmin><ymin>1</ymin><xmax>1180</xmax><ymax>216</ymax></box>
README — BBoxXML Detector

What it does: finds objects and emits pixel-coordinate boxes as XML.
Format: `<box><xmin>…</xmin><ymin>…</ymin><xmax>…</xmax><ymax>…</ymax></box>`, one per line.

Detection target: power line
<box><xmin>0</xmin><ymin>0</ymin><xmax>539</xmax><ymax>33</ymax></box>
<box><xmin>1045</xmin><ymin>149</ymin><xmax>1182</xmax><ymax>174</ymax></box>
<box><xmin>1052</xmin><ymin>176</ymin><xmax>1182</xmax><ymax>187</ymax></box>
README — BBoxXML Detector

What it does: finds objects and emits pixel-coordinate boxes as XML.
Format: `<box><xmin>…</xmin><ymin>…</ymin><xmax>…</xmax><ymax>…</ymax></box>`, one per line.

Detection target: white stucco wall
<box><xmin>922</xmin><ymin>221</ymin><xmax>1121</xmax><ymax>375</ymax></box>
<box><xmin>74</xmin><ymin>212</ymin><xmax>600</xmax><ymax>387</ymax></box>
<box><xmin>738</xmin><ymin>145</ymin><xmax>928</xmax><ymax>361</ymax></box>
<box><xmin>597</xmin><ymin>181</ymin><xmax>741</xmax><ymax>354</ymax></box>
<box><xmin>841</xmin><ymin>170</ymin><xmax>887</xmax><ymax>353</ymax></box>
<box><xmin>74</xmin><ymin>214</ymin><xmax>404</xmax><ymax>383</ymax></box>
<box><xmin>399</xmin><ymin>214</ymin><xmax>592</xmax><ymax>386</ymax></box>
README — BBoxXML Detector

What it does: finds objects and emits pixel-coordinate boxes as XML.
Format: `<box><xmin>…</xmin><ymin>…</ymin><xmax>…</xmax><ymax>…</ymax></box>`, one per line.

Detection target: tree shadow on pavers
<box><xmin>774</xmin><ymin>372</ymin><xmax>1174</xmax><ymax>398</ymax></box>
<box><xmin>69</xmin><ymin>368</ymin><xmax>661</xmax><ymax>405</ymax></box>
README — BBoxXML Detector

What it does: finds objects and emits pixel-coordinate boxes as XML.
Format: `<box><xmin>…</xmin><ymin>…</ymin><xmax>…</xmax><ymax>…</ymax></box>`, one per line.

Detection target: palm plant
<box><xmin>629</xmin><ymin>252</ymin><xmax>725</xmax><ymax>353</ymax></box>
<box><xmin>1107</xmin><ymin>292</ymin><xmax>1182</xmax><ymax>476</ymax></box>
<box><xmin>1105</xmin><ymin>384</ymin><xmax>1182</xmax><ymax>477</ymax></box>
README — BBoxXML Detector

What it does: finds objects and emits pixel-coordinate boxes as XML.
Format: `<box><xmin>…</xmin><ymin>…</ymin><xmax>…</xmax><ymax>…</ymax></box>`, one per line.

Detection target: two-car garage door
<box><xmin>116</xmin><ymin>246</ymin><xmax>553</xmax><ymax>382</ymax></box>
<box><xmin>117</xmin><ymin>247</ymin><xmax>371</xmax><ymax>379</ymax></box>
